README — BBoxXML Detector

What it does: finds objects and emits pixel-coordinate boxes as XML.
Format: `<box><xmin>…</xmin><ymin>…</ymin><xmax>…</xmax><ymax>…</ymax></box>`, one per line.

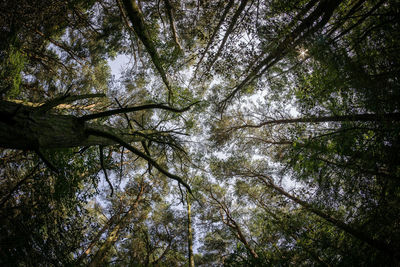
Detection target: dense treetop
<box><xmin>1</xmin><ymin>0</ymin><xmax>399</xmax><ymax>265</ymax></box>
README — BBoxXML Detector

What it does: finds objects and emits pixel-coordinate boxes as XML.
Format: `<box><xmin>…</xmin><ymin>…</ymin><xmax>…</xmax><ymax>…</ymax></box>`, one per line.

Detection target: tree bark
<box><xmin>0</xmin><ymin>100</ymin><xmax>142</xmax><ymax>149</ymax></box>
<box><xmin>186</xmin><ymin>193</ymin><xmax>195</xmax><ymax>267</ymax></box>
<box><xmin>0</xmin><ymin>99</ymin><xmax>192</xmax><ymax>192</ymax></box>
<box><xmin>164</xmin><ymin>0</ymin><xmax>183</xmax><ymax>51</ymax></box>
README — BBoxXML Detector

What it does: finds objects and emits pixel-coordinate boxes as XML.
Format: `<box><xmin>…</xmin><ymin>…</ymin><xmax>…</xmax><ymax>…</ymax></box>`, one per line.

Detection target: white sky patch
<box><xmin>108</xmin><ymin>54</ymin><xmax>131</xmax><ymax>79</ymax></box>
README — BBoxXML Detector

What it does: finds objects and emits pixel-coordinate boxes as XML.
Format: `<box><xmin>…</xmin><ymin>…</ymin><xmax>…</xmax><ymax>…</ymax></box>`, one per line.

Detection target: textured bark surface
<box><xmin>0</xmin><ymin>100</ymin><xmax>141</xmax><ymax>149</ymax></box>
<box><xmin>186</xmin><ymin>193</ymin><xmax>195</xmax><ymax>267</ymax></box>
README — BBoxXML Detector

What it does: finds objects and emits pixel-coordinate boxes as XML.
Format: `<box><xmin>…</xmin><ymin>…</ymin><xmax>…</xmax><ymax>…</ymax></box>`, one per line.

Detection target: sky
<box><xmin>108</xmin><ymin>54</ymin><xmax>131</xmax><ymax>80</ymax></box>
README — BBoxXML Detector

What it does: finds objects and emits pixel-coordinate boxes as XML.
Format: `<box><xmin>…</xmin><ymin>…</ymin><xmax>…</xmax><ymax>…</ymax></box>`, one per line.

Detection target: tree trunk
<box><xmin>0</xmin><ymin>99</ymin><xmax>193</xmax><ymax>192</ymax></box>
<box><xmin>257</xmin><ymin>175</ymin><xmax>399</xmax><ymax>260</ymax></box>
<box><xmin>233</xmin><ymin>112</ymin><xmax>400</xmax><ymax>130</ymax></box>
<box><xmin>121</xmin><ymin>0</ymin><xmax>171</xmax><ymax>94</ymax></box>
<box><xmin>231</xmin><ymin>220</ymin><xmax>259</xmax><ymax>259</ymax></box>
<box><xmin>221</xmin><ymin>0</ymin><xmax>342</xmax><ymax>107</ymax></box>
<box><xmin>206</xmin><ymin>0</ymin><xmax>248</xmax><ymax>73</ymax></box>
<box><xmin>88</xmin><ymin>189</ymin><xmax>144</xmax><ymax>266</ymax></box>
<box><xmin>164</xmin><ymin>0</ymin><xmax>182</xmax><ymax>51</ymax></box>
<box><xmin>88</xmin><ymin>214</ymin><xmax>128</xmax><ymax>267</ymax></box>
<box><xmin>0</xmin><ymin>100</ymin><xmax>141</xmax><ymax>149</ymax></box>
<box><xmin>186</xmin><ymin>193</ymin><xmax>195</xmax><ymax>267</ymax></box>
<box><xmin>75</xmin><ymin>213</ymin><xmax>119</xmax><ymax>265</ymax></box>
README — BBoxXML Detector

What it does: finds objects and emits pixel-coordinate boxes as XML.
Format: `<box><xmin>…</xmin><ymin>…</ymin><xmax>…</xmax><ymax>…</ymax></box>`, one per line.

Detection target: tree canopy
<box><xmin>1</xmin><ymin>0</ymin><xmax>400</xmax><ymax>265</ymax></box>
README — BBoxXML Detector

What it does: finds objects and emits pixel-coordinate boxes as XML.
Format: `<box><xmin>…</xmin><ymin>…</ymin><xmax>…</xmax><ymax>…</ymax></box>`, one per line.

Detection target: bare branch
<box><xmin>80</xmin><ymin>101</ymin><xmax>199</xmax><ymax>121</ymax></box>
<box><xmin>205</xmin><ymin>0</ymin><xmax>248</xmax><ymax>74</ymax></box>
<box><xmin>99</xmin><ymin>145</ymin><xmax>114</xmax><ymax>197</ymax></box>
<box><xmin>86</xmin><ymin>128</ymin><xmax>192</xmax><ymax>194</ymax></box>
<box><xmin>31</xmin><ymin>27</ymin><xmax>86</xmax><ymax>65</ymax></box>
<box><xmin>228</xmin><ymin>113</ymin><xmax>400</xmax><ymax>132</ymax></box>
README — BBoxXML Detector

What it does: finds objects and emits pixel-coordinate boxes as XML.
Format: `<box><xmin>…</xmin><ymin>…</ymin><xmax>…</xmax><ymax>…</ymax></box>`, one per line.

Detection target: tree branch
<box><xmin>121</xmin><ymin>0</ymin><xmax>172</xmax><ymax>99</ymax></box>
<box><xmin>0</xmin><ymin>163</ymin><xmax>40</xmax><ymax>208</ymax></box>
<box><xmin>205</xmin><ymin>0</ymin><xmax>248</xmax><ymax>74</ymax></box>
<box><xmin>86</xmin><ymin>128</ymin><xmax>192</xmax><ymax>193</ymax></box>
<box><xmin>35</xmin><ymin>149</ymin><xmax>59</xmax><ymax>173</ymax></box>
<box><xmin>80</xmin><ymin>101</ymin><xmax>199</xmax><ymax>121</ymax></box>
<box><xmin>192</xmin><ymin>0</ymin><xmax>234</xmax><ymax>78</ymax></box>
<box><xmin>218</xmin><ymin>0</ymin><xmax>342</xmax><ymax>111</ymax></box>
<box><xmin>37</xmin><ymin>93</ymin><xmax>106</xmax><ymax>113</ymax></box>
<box><xmin>164</xmin><ymin>0</ymin><xmax>183</xmax><ymax>51</ymax></box>
<box><xmin>99</xmin><ymin>145</ymin><xmax>114</xmax><ymax>197</ymax></box>
<box><xmin>228</xmin><ymin>112</ymin><xmax>400</xmax><ymax>131</ymax></box>
<box><xmin>244</xmin><ymin>171</ymin><xmax>398</xmax><ymax>259</ymax></box>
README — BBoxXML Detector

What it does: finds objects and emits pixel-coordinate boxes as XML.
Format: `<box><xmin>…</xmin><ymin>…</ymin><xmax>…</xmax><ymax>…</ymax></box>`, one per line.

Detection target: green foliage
<box><xmin>0</xmin><ymin>46</ymin><xmax>26</xmax><ymax>98</ymax></box>
<box><xmin>1</xmin><ymin>0</ymin><xmax>400</xmax><ymax>266</ymax></box>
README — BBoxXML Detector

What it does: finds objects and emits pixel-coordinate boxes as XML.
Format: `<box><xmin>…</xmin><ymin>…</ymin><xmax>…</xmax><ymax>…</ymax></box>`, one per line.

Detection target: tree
<box><xmin>1</xmin><ymin>0</ymin><xmax>400</xmax><ymax>265</ymax></box>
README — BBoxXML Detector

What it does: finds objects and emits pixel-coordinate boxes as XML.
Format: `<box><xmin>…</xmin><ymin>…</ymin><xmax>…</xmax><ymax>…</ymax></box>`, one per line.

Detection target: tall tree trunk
<box><xmin>205</xmin><ymin>0</ymin><xmax>248</xmax><ymax>73</ymax></box>
<box><xmin>88</xmin><ymin>213</ymin><xmax>130</xmax><ymax>267</ymax></box>
<box><xmin>75</xmin><ymin>213</ymin><xmax>119</xmax><ymax>265</ymax></box>
<box><xmin>211</xmin><ymin>191</ymin><xmax>259</xmax><ymax>259</ymax></box>
<box><xmin>121</xmin><ymin>0</ymin><xmax>172</xmax><ymax>95</ymax></box>
<box><xmin>221</xmin><ymin>0</ymin><xmax>343</xmax><ymax>108</ymax></box>
<box><xmin>186</xmin><ymin>193</ymin><xmax>195</xmax><ymax>267</ymax></box>
<box><xmin>192</xmin><ymin>0</ymin><xmax>234</xmax><ymax>77</ymax></box>
<box><xmin>0</xmin><ymin>100</ymin><xmax>142</xmax><ymax>149</ymax></box>
<box><xmin>256</xmin><ymin>174</ymin><xmax>398</xmax><ymax>260</ymax></box>
<box><xmin>88</xmin><ymin>186</ymin><xmax>144</xmax><ymax>266</ymax></box>
<box><xmin>231</xmin><ymin>112</ymin><xmax>400</xmax><ymax>131</ymax></box>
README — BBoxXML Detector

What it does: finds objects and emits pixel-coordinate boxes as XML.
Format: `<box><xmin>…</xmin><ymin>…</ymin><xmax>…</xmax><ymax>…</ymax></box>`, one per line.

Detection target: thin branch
<box><xmin>118</xmin><ymin>146</ymin><xmax>125</xmax><ymax>184</ymax></box>
<box><xmin>99</xmin><ymin>145</ymin><xmax>114</xmax><ymax>197</ymax></box>
<box><xmin>205</xmin><ymin>0</ymin><xmax>248</xmax><ymax>73</ymax></box>
<box><xmin>192</xmin><ymin>0</ymin><xmax>234</xmax><ymax>79</ymax></box>
<box><xmin>331</xmin><ymin>0</ymin><xmax>383</xmax><ymax>42</ymax></box>
<box><xmin>219</xmin><ymin>0</ymin><xmax>342</xmax><ymax>110</ymax></box>
<box><xmin>86</xmin><ymin>128</ymin><xmax>192</xmax><ymax>193</ymax></box>
<box><xmin>178</xmin><ymin>183</ymin><xmax>186</xmax><ymax>205</ymax></box>
<box><xmin>35</xmin><ymin>149</ymin><xmax>58</xmax><ymax>173</ymax></box>
<box><xmin>0</xmin><ymin>163</ymin><xmax>40</xmax><ymax>208</ymax></box>
<box><xmin>228</xmin><ymin>113</ymin><xmax>400</xmax><ymax>131</ymax></box>
<box><xmin>31</xmin><ymin>27</ymin><xmax>86</xmax><ymax>65</ymax></box>
<box><xmin>251</xmin><ymin>173</ymin><xmax>397</xmax><ymax>259</ymax></box>
<box><xmin>115</xmin><ymin>98</ymin><xmax>134</xmax><ymax>129</ymax></box>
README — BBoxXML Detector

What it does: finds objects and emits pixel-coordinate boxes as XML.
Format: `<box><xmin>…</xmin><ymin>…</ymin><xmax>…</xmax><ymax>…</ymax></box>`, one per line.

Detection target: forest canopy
<box><xmin>1</xmin><ymin>0</ymin><xmax>400</xmax><ymax>266</ymax></box>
